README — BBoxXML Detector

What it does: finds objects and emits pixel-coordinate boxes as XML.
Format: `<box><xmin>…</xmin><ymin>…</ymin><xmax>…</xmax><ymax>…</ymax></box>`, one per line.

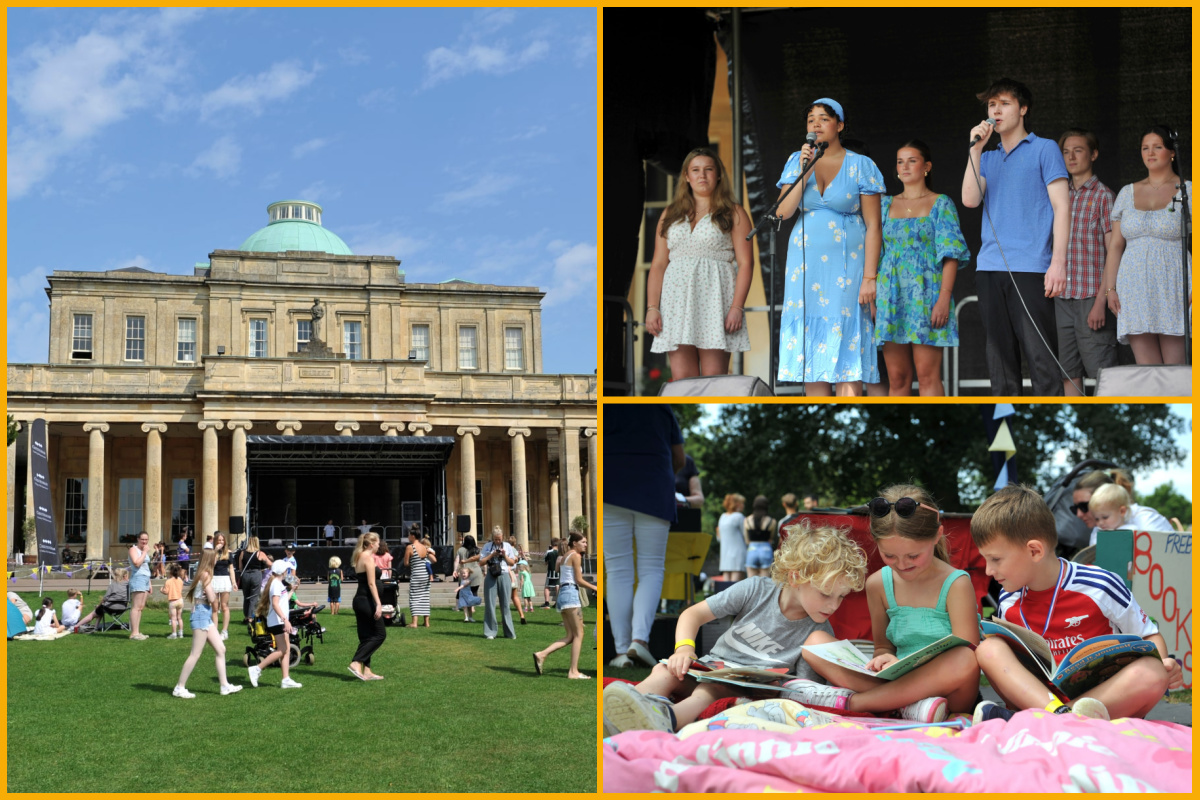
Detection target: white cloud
<box><xmin>345</xmin><ymin>228</ymin><xmax>427</xmax><ymax>260</ymax></box>
<box><xmin>200</xmin><ymin>59</ymin><xmax>319</xmax><ymax>119</ymax></box>
<box><xmin>7</xmin><ymin>8</ymin><xmax>200</xmax><ymax>198</ymax></box>
<box><xmin>296</xmin><ymin>180</ymin><xmax>341</xmax><ymax>204</ymax></box>
<box><xmin>7</xmin><ymin>265</ymin><xmax>51</xmax><ymax>363</ymax></box>
<box><xmin>434</xmin><ymin>173</ymin><xmax>519</xmax><ymax>209</ymax></box>
<box><xmin>422</xmin><ymin>10</ymin><xmax>550</xmax><ymax>88</ymax></box>
<box><xmin>292</xmin><ymin>137</ymin><xmax>329</xmax><ymax>159</ymax></box>
<box><xmin>542</xmin><ymin>242</ymin><xmax>596</xmax><ymax>308</ymax></box>
<box><xmin>7</xmin><ymin>265</ymin><xmax>49</xmax><ymax>303</ymax></box>
<box><xmin>358</xmin><ymin>87</ymin><xmax>397</xmax><ymax>108</ymax></box>
<box><xmin>338</xmin><ymin>45</ymin><xmax>369</xmax><ymax>66</ymax></box>
<box><xmin>573</xmin><ymin>33</ymin><xmax>596</xmax><ymax>66</ymax></box>
<box><xmin>503</xmin><ymin>125</ymin><xmax>547</xmax><ymax>142</ymax></box>
<box><xmin>187</xmin><ymin>136</ymin><xmax>241</xmax><ymax>179</ymax></box>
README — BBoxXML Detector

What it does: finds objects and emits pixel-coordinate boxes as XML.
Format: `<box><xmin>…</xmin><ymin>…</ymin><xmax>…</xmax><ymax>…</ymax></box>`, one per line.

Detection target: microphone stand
<box><xmin>1168</xmin><ymin>131</ymin><xmax>1191</xmax><ymax>364</ymax></box>
<box><xmin>746</xmin><ymin>143</ymin><xmax>827</xmax><ymax>394</ymax></box>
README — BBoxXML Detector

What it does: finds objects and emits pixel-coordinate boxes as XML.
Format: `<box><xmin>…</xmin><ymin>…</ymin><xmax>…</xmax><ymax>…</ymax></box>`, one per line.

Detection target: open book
<box><xmin>980</xmin><ymin>617</ymin><xmax>1157</xmax><ymax>699</ymax></box>
<box><xmin>660</xmin><ymin>659</ymin><xmax>799</xmax><ymax>692</ymax></box>
<box><xmin>803</xmin><ymin>635</ymin><xmax>975</xmax><ymax>680</ymax></box>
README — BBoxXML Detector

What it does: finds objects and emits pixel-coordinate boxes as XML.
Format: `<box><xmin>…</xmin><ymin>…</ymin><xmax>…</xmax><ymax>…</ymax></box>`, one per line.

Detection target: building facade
<box><xmin>7</xmin><ymin>200</ymin><xmax>597</xmax><ymax>561</ymax></box>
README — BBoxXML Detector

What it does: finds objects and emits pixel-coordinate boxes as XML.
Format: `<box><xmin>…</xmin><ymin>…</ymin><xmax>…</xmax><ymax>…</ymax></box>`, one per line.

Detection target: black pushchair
<box><xmin>1042</xmin><ymin>458</ymin><xmax>1119</xmax><ymax>558</ymax></box>
<box><xmin>243</xmin><ymin>604</ymin><xmax>326</xmax><ymax>668</ymax></box>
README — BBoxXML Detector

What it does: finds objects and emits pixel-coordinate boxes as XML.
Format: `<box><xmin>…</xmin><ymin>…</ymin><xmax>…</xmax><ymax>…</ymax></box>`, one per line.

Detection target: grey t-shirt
<box><xmin>704</xmin><ymin>576</ymin><xmax>832</xmax><ymax>681</ymax></box>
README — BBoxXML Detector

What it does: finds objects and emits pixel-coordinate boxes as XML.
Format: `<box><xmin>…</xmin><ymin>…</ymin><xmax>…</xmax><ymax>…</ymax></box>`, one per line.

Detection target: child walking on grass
<box><xmin>784</xmin><ymin>485</ymin><xmax>981</xmax><ymax>723</ymax></box>
<box><xmin>602</xmin><ymin>522</ymin><xmax>868</xmax><ymax>734</ymax></box>
<box><xmin>161</xmin><ymin>564</ymin><xmax>185</xmax><ymax>638</ymax></box>
<box><xmin>173</xmin><ymin>549</ymin><xmax>243</xmax><ymax>698</ymax></box>
<box><xmin>247</xmin><ymin>560</ymin><xmax>302</xmax><ymax>690</ymax></box>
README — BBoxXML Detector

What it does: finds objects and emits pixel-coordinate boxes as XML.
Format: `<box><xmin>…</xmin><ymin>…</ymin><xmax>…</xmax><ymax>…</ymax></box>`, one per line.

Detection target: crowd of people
<box><xmin>646</xmin><ymin>78</ymin><xmax>1191</xmax><ymax>396</ymax></box>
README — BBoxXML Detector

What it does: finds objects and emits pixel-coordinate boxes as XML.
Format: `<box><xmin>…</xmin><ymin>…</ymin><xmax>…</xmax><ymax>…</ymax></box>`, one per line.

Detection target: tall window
<box><xmin>504</xmin><ymin>327</ymin><xmax>524</xmax><ymax>370</ymax></box>
<box><xmin>411</xmin><ymin>324</ymin><xmax>430</xmax><ymax>361</ymax></box>
<box><xmin>297</xmin><ymin>319</ymin><xmax>312</xmax><ymax>350</ymax></box>
<box><xmin>64</xmin><ymin>478</ymin><xmax>88</xmax><ymax>543</ymax></box>
<box><xmin>125</xmin><ymin>316</ymin><xmax>145</xmax><ymax>361</ymax></box>
<box><xmin>475</xmin><ymin>479</ymin><xmax>484</xmax><ymax>538</ymax></box>
<box><xmin>458</xmin><ymin>326</ymin><xmax>478</xmax><ymax>370</ymax></box>
<box><xmin>177</xmin><ymin>318</ymin><xmax>196</xmax><ymax>362</ymax></box>
<box><xmin>343</xmin><ymin>321</ymin><xmax>363</xmax><ymax>360</ymax></box>
<box><xmin>248</xmin><ymin>318</ymin><xmax>267</xmax><ymax>358</ymax></box>
<box><xmin>171</xmin><ymin>478</ymin><xmax>195</xmax><ymax>540</ymax></box>
<box><xmin>118</xmin><ymin>478</ymin><xmax>144</xmax><ymax>539</ymax></box>
<box><xmin>72</xmin><ymin>314</ymin><xmax>93</xmax><ymax>359</ymax></box>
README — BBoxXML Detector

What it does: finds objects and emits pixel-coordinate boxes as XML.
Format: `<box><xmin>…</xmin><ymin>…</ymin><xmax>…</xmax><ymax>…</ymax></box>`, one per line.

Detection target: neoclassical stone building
<box><xmin>7</xmin><ymin>200</ymin><xmax>597</xmax><ymax>562</ymax></box>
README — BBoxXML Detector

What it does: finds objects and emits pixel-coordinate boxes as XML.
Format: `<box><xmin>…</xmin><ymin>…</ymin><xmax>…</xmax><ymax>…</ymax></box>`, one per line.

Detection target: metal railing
<box><xmin>603</xmin><ymin>295</ymin><xmax>637</xmax><ymax>395</ymax></box>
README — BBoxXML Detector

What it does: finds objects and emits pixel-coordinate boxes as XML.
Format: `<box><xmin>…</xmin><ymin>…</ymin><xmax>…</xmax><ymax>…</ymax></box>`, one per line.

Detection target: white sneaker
<box><xmin>220</xmin><ymin>683</ymin><xmax>243</xmax><ymax>696</ymax></box>
<box><xmin>248</xmin><ymin>665</ymin><xmax>261</xmax><ymax>687</ymax></box>
<box><xmin>166</xmin><ymin>633</ymin><xmax>176</xmax><ymax>640</ymax></box>
<box><xmin>221</xmin><ymin>630</ymin><xmax>228</xmax><ymax>641</ymax></box>
<box><xmin>1069</xmin><ymin>697</ymin><xmax>1110</xmax><ymax>720</ymax></box>
<box><xmin>608</xmin><ymin>654</ymin><xmax>634</xmax><ymax>669</ymax></box>
<box><xmin>602</xmin><ymin>682</ymin><xmax>675</xmax><ymax>734</ymax></box>
<box><xmin>626</xmin><ymin>641</ymin><xmax>657</xmax><ymax>667</ymax></box>
<box><xmin>172</xmin><ymin>685</ymin><xmax>195</xmax><ymax>699</ymax></box>
<box><xmin>280</xmin><ymin>677</ymin><xmax>303</xmax><ymax>689</ymax></box>
<box><xmin>780</xmin><ymin>678</ymin><xmax>854</xmax><ymax>710</ymax></box>
<box><xmin>897</xmin><ymin>695</ymin><xmax>948</xmax><ymax>723</ymax></box>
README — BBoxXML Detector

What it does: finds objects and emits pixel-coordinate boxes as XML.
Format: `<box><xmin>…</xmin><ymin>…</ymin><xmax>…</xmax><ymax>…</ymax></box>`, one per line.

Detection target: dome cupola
<box><xmin>238</xmin><ymin>200</ymin><xmax>353</xmax><ymax>255</ymax></box>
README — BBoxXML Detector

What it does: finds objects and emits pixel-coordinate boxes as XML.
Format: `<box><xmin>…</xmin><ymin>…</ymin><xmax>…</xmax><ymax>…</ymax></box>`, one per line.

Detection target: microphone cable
<box><xmin>967</xmin><ymin>142</ymin><xmax>1085</xmax><ymax>396</ymax></box>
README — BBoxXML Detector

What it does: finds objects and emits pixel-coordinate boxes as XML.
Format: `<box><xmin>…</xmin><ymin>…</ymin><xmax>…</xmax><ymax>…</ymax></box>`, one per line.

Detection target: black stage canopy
<box><xmin>245</xmin><ymin>435</ymin><xmax>455</xmax><ymax>477</ymax></box>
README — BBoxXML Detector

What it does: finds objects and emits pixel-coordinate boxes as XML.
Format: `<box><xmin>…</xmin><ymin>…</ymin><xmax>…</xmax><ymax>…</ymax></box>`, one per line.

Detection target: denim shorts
<box><xmin>556</xmin><ymin>583</ymin><xmax>581</xmax><ymax>611</ymax></box>
<box><xmin>129</xmin><ymin>573</ymin><xmax>151</xmax><ymax>594</ymax></box>
<box><xmin>190</xmin><ymin>604</ymin><xmax>213</xmax><ymax>631</ymax></box>
<box><xmin>746</xmin><ymin>541</ymin><xmax>774</xmax><ymax>569</ymax></box>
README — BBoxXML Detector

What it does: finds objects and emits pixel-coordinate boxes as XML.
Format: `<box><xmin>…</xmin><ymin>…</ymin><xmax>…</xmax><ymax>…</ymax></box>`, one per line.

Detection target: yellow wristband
<box><xmin>674</xmin><ymin>639</ymin><xmax>696</xmax><ymax>651</ymax></box>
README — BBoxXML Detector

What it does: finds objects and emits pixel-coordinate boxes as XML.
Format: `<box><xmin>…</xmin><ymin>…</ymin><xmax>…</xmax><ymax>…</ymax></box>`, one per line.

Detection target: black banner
<box><xmin>31</xmin><ymin>419</ymin><xmax>59</xmax><ymax>566</ymax></box>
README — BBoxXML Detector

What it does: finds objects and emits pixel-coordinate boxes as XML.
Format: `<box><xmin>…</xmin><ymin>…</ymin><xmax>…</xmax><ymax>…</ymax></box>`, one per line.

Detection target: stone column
<box><xmin>549</xmin><ymin>467</ymin><xmax>561</xmax><ymax>541</ymax></box>
<box><xmin>8</xmin><ymin>421</ymin><xmax>20</xmax><ymax>562</ymax></box>
<box><xmin>198</xmin><ymin>421</ymin><xmax>224</xmax><ymax>540</ymax></box>
<box><xmin>408</xmin><ymin>422</ymin><xmax>432</xmax><ymax>436</ymax></box>
<box><xmin>380</xmin><ymin>422</ymin><xmax>405</xmax><ymax>437</ymax></box>
<box><xmin>456</xmin><ymin>427</ymin><xmax>480</xmax><ymax>535</ymax></box>
<box><xmin>584</xmin><ymin>427</ymin><xmax>597</xmax><ymax>551</ymax></box>
<box><xmin>508</xmin><ymin>428</ymin><xmax>531</xmax><ymax>551</ymax></box>
<box><xmin>562</xmin><ymin>426</ymin><xmax>583</xmax><ymax>533</ymax></box>
<box><xmin>83</xmin><ymin>422</ymin><xmax>110</xmax><ymax>562</ymax></box>
<box><xmin>141</xmin><ymin>423</ymin><xmax>168</xmax><ymax>545</ymax></box>
<box><xmin>335</xmin><ymin>421</ymin><xmax>359</xmax><ymax>436</ymax></box>
<box><xmin>227</xmin><ymin>421</ymin><xmax>252</xmax><ymax>538</ymax></box>
<box><xmin>276</xmin><ymin>421</ymin><xmax>303</xmax><ymax>437</ymax></box>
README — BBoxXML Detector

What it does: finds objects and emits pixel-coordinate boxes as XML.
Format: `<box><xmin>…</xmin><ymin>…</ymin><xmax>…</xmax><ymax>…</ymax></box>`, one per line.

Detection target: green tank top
<box><xmin>882</xmin><ymin>567</ymin><xmax>969</xmax><ymax>661</ymax></box>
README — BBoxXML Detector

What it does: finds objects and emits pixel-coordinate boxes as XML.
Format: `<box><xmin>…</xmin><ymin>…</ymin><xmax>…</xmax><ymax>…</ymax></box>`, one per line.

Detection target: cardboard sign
<box><xmin>1130</xmin><ymin>530</ymin><xmax>1192</xmax><ymax>690</ymax></box>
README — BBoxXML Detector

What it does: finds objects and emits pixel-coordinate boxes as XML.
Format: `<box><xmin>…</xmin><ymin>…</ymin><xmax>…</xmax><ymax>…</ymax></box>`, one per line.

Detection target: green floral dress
<box><xmin>874</xmin><ymin>194</ymin><xmax>970</xmax><ymax>347</ymax></box>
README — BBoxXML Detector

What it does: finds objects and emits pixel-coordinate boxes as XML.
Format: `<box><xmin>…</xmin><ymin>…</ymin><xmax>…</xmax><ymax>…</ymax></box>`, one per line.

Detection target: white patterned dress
<box><xmin>650</xmin><ymin>214</ymin><xmax>751</xmax><ymax>354</ymax></box>
<box><xmin>1112</xmin><ymin>181</ymin><xmax>1192</xmax><ymax>343</ymax></box>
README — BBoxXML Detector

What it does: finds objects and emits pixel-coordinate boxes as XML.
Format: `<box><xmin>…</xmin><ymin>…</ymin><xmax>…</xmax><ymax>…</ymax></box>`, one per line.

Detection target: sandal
<box><xmin>533</xmin><ymin>653</ymin><xmax>544</xmax><ymax>675</ymax></box>
<box><xmin>347</xmin><ymin>666</ymin><xmax>367</xmax><ymax>681</ymax></box>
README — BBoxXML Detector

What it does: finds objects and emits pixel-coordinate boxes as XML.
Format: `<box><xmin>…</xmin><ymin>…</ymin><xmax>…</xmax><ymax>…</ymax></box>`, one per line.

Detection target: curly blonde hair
<box><xmin>770</xmin><ymin>520</ymin><xmax>867</xmax><ymax>593</ymax></box>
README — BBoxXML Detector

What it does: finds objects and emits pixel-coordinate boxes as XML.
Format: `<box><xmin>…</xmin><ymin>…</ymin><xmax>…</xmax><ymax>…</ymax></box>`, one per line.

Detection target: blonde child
<box><xmin>327</xmin><ymin>556</ymin><xmax>343</xmax><ymax>615</ymax></box>
<box><xmin>33</xmin><ymin>597</ymin><xmax>67</xmax><ymax>635</ymax></box>
<box><xmin>172</xmin><ymin>548</ymin><xmax>243</xmax><ymax>698</ymax></box>
<box><xmin>161</xmin><ymin>564</ymin><xmax>185</xmax><ymax>638</ymax></box>
<box><xmin>60</xmin><ymin>589</ymin><xmax>82</xmax><ymax>629</ymax></box>
<box><xmin>1087</xmin><ymin>482</ymin><xmax>1172</xmax><ymax>534</ymax></box>
<box><xmin>603</xmin><ymin>522</ymin><xmax>868</xmax><ymax>734</ymax></box>
<box><xmin>517</xmin><ymin>555</ymin><xmax>536</xmax><ymax>614</ymax></box>
<box><xmin>970</xmin><ymin>485</ymin><xmax>1179</xmax><ymax>722</ymax></box>
<box><xmin>785</xmin><ymin>485</ymin><xmax>980</xmax><ymax>722</ymax></box>
<box><xmin>457</xmin><ymin>567</ymin><xmax>482</xmax><ymax>621</ymax></box>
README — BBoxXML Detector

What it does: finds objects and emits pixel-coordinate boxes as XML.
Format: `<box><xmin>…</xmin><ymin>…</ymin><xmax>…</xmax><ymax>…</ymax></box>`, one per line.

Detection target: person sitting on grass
<box><xmin>784</xmin><ymin>485</ymin><xmax>980</xmax><ymax>723</ymax></box>
<box><xmin>970</xmin><ymin>484</ymin><xmax>1182</xmax><ymax>723</ymax></box>
<box><xmin>60</xmin><ymin>589</ymin><xmax>82</xmax><ymax>629</ymax></box>
<box><xmin>602</xmin><ymin>521</ymin><xmax>868</xmax><ymax>735</ymax></box>
<box><xmin>75</xmin><ymin>568</ymin><xmax>130</xmax><ymax>630</ymax></box>
<box><xmin>33</xmin><ymin>597</ymin><xmax>68</xmax><ymax>635</ymax></box>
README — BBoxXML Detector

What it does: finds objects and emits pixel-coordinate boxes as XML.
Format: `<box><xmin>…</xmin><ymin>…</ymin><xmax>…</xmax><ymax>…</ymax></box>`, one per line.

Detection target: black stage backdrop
<box><xmin>606</xmin><ymin>7</ymin><xmax>1191</xmax><ymax>393</ymax></box>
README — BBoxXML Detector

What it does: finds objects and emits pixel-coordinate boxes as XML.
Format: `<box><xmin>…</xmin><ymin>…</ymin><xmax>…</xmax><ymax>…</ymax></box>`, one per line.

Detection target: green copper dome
<box><xmin>238</xmin><ymin>200</ymin><xmax>353</xmax><ymax>255</ymax></box>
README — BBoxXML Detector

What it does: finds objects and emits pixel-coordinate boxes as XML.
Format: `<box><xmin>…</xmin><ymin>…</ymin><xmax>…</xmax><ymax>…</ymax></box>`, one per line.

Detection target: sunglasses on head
<box><xmin>868</xmin><ymin>497</ymin><xmax>939</xmax><ymax>518</ymax></box>
<box><xmin>1069</xmin><ymin>501</ymin><xmax>1089</xmax><ymax>514</ymax></box>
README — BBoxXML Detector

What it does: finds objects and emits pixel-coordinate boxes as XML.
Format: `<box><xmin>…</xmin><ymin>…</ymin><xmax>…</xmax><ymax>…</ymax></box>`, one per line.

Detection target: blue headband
<box><xmin>812</xmin><ymin>97</ymin><xmax>844</xmax><ymax>123</ymax></box>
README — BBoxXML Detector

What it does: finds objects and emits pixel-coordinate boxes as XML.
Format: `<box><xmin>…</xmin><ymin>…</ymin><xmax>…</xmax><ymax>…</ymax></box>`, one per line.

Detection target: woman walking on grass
<box><xmin>533</xmin><ymin>532</ymin><xmax>597</xmax><ymax>680</ymax></box>
<box><xmin>173</xmin><ymin>548</ymin><xmax>243</xmax><ymax>698</ymax></box>
<box><xmin>403</xmin><ymin>525</ymin><xmax>435</xmax><ymax>628</ymax></box>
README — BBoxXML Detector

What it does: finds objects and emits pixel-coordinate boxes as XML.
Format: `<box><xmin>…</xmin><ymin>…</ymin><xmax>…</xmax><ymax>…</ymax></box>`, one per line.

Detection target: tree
<box><xmin>1139</xmin><ymin>482</ymin><xmax>1191</xmax><ymax>528</ymax></box>
<box><xmin>687</xmin><ymin>404</ymin><xmax>1187</xmax><ymax>530</ymax></box>
<box><xmin>7</xmin><ymin>415</ymin><xmax>17</xmax><ymax>447</ymax></box>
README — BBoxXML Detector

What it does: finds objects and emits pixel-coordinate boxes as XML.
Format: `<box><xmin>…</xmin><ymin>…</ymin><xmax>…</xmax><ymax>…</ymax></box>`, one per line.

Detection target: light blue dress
<box><xmin>874</xmin><ymin>194</ymin><xmax>970</xmax><ymax>347</ymax></box>
<box><xmin>1111</xmin><ymin>181</ymin><xmax>1192</xmax><ymax>343</ymax></box>
<box><xmin>776</xmin><ymin>150</ymin><xmax>886</xmax><ymax>383</ymax></box>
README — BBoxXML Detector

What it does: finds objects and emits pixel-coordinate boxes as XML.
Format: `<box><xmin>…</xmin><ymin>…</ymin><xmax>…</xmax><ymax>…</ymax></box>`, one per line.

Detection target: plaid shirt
<box><xmin>1064</xmin><ymin>174</ymin><xmax>1115</xmax><ymax>299</ymax></box>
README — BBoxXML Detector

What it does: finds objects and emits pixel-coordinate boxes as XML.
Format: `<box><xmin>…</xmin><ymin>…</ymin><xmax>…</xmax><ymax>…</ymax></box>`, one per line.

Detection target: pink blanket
<box><xmin>603</xmin><ymin>700</ymin><xmax>1192</xmax><ymax>793</ymax></box>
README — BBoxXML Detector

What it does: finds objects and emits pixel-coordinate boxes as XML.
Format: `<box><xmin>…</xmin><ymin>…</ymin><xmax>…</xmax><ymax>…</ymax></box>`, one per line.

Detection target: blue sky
<box><xmin>7</xmin><ymin>7</ymin><xmax>596</xmax><ymax>374</ymax></box>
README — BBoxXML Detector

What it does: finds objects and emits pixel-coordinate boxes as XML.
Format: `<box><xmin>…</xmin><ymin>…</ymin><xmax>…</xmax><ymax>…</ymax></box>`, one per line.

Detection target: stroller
<box><xmin>243</xmin><ymin>604</ymin><xmax>326</xmax><ymax>668</ymax></box>
<box><xmin>1042</xmin><ymin>458</ymin><xmax>1119</xmax><ymax>559</ymax></box>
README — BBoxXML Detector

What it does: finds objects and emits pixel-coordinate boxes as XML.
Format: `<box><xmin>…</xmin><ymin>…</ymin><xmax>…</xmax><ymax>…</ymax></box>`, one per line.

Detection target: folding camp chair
<box><xmin>94</xmin><ymin>583</ymin><xmax>131</xmax><ymax>633</ymax></box>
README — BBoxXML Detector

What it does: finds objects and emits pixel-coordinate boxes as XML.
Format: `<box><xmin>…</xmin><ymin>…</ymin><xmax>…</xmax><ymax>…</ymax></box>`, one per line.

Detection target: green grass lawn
<box><xmin>7</xmin><ymin>591</ymin><xmax>597</xmax><ymax>792</ymax></box>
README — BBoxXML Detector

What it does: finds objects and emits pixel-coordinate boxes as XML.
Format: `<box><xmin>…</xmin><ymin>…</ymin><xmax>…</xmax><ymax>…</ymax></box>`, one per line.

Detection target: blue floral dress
<box><xmin>776</xmin><ymin>150</ymin><xmax>885</xmax><ymax>383</ymax></box>
<box><xmin>874</xmin><ymin>194</ymin><xmax>970</xmax><ymax>347</ymax></box>
<box><xmin>1111</xmin><ymin>181</ymin><xmax>1192</xmax><ymax>343</ymax></box>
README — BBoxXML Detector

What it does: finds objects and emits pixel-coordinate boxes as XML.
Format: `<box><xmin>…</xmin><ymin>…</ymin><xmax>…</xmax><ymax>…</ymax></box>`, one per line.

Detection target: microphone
<box><xmin>801</xmin><ymin>131</ymin><xmax>819</xmax><ymax>170</ymax></box>
<box><xmin>970</xmin><ymin>119</ymin><xmax>997</xmax><ymax>146</ymax></box>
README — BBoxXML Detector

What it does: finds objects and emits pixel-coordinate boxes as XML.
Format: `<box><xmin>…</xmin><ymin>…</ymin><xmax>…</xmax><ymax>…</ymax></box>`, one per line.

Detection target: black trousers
<box><xmin>976</xmin><ymin>271</ymin><xmax>1064</xmax><ymax>396</ymax></box>
<box><xmin>351</xmin><ymin>594</ymin><xmax>387</xmax><ymax>667</ymax></box>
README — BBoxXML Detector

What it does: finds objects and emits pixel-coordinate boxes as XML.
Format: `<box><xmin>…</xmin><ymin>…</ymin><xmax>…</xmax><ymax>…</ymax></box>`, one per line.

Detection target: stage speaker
<box><xmin>457</xmin><ymin>515</ymin><xmax>473</xmax><ymax>533</ymax></box>
<box><xmin>229</xmin><ymin>516</ymin><xmax>245</xmax><ymax>534</ymax></box>
<box><xmin>658</xmin><ymin>374</ymin><xmax>774</xmax><ymax>397</ymax></box>
<box><xmin>1095</xmin><ymin>365</ymin><xmax>1191</xmax><ymax>397</ymax></box>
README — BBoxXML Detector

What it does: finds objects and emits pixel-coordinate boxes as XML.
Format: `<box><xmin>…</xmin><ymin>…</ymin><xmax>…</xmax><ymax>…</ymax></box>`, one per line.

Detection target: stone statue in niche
<box><xmin>309</xmin><ymin>298</ymin><xmax>325</xmax><ymax>343</ymax></box>
<box><xmin>292</xmin><ymin>298</ymin><xmax>342</xmax><ymax>359</ymax></box>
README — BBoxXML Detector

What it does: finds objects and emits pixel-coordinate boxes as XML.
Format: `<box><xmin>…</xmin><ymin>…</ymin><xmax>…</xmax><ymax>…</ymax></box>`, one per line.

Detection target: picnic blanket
<box><xmin>603</xmin><ymin>698</ymin><xmax>1192</xmax><ymax>792</ymax></box>
<box><xmin>12</xmin><ymin>631</ymin><xmax>72</xmax><ymax>641</ymax></box>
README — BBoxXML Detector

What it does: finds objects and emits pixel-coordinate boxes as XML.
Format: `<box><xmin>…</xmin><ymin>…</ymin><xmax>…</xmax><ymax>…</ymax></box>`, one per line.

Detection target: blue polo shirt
<box><xmin>978</xmin><ymin>133</ymin><xmax>1068</xmax><ymax>273</ymax></box>
<box><xmin>603</xmin><ymin>405</ymin><xmax>683</xmax><ymax>523</ymax></box>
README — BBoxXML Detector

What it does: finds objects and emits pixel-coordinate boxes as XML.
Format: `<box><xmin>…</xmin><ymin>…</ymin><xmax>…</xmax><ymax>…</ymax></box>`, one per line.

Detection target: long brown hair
<box><xmin>186</xmin><ymin>549</ymin><xmax>217</xmax><ymax>603</ymax></box>
<box><xmin>869</xmin><ymin>484</ymin><xmax>949</xmax><ymax>563</ymax></box>
<box><xmin>659</xmin><ymin>148</ymin><xmax>739</xmax><ymax>236</ymax></box>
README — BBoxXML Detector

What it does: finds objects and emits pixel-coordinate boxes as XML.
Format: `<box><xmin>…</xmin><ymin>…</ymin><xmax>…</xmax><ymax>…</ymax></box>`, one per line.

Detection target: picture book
<box><xmin>980</xmin><ymin>617</ymin><xmax>1157</xmax><ymax>699</ymax></box>
<box><xmin>802</xmin><ymin>635</ymin><xmax>976</xmax><ymax>680</ymax></box>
